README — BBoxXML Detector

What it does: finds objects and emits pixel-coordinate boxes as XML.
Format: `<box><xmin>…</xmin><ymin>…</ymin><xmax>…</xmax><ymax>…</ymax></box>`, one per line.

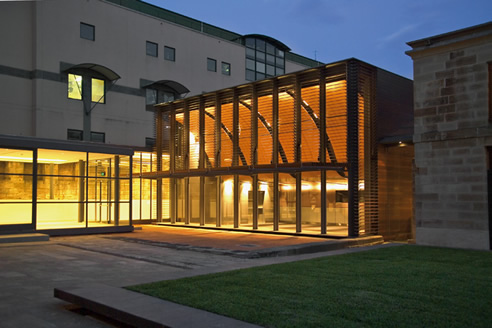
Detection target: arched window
<box><xmin>243</xmin><ymin>35</ymin><xmax>290</xmax><ymax>81</ymax></box>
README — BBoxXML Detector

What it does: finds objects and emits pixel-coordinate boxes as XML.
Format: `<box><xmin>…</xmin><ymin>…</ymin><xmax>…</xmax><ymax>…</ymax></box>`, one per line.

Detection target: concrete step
<box><xmin>55</xmin><ymin>284</ymin><xmax>261</xmax><ymax>328</ymax></box>
<box><xmin>0</xmin><ymin>233</ymin><xmax>50</xmax><ymax>243</ymax></box>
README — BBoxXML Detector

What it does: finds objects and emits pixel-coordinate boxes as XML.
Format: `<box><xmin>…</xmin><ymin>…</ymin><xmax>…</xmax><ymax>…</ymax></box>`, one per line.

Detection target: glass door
<box><xmin>0</xmin><ymin>148</ymin><xmax>34</xmax><ymax>231</ymax></box>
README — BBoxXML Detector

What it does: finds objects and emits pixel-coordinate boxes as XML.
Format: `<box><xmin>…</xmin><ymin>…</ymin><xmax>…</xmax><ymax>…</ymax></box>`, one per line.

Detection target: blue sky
<box><xmin>147</xmin><ymin>0</ymin><xmax>491</xmax><ymax>79</ymax></box>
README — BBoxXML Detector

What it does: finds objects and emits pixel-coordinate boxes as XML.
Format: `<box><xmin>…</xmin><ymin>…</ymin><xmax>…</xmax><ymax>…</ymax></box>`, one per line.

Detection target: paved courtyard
<box><xmin>0</xmin><ymin>225</ymin><xmax>389</xmax><ymax>327</ymax></box>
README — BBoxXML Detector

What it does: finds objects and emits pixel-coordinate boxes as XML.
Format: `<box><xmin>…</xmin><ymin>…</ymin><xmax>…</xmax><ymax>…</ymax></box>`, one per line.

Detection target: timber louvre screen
<box><xmin>153</xmin><ymin>60</ymin><xmax>378</xmax><ymax>237</ymax></box>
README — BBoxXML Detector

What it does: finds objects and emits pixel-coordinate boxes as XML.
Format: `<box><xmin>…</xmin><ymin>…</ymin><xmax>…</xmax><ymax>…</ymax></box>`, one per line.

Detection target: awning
<box><xmin>64</xmin><ymin>63</ymin><xmax>120</xmax><ymax>81</ymax></box>
<box><xmin>141</xmin><ymin>80</ymin><xmax>190</xmax><ymax>95</ymax></box>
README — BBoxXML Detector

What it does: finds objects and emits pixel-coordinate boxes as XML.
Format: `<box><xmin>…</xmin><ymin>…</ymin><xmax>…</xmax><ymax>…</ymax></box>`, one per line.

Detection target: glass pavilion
<box><xmin>139</xmin><ymin>59</ymin><xmax>410</xmax><ymax>237</ymax></box>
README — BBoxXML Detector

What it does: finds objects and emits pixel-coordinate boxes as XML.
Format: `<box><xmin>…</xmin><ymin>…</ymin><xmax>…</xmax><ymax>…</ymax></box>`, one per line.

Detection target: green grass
<box><xmin>127</xmin><ymin>245</ymin><xmax>492</xmax><ymax>328</ymax></box>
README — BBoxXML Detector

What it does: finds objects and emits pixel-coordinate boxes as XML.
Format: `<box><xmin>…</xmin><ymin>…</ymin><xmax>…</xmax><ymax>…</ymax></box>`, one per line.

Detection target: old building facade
<box><xmin>407</xmin><ymin>22</ymin><xmax>492</xmax><ymax>250</ymax></box>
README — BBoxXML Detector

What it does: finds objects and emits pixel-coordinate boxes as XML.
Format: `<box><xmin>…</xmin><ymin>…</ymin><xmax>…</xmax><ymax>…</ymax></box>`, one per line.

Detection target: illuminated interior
<box><xmin>150</xmin><ymin>62</ymin><xmax>379</xmax><ymax>237</ymax></box>
<box><xmin>67</xmin><ymin>73</ymin><xmax>106</xmax><ymax>103</ymax></box>
<box><xmin>91</xmin><ymin>78</ymin><xmax>105</xmax><ymax>103</ymax></box>
<box><xmin>68</xmin><ymin>74</ymin><xmax>82</xmax><ymax>100</ymax></box>
<box><xmin>0</xmin><ymin>147</ymin><xmax>131</xmax><ymax>230</ymax></box>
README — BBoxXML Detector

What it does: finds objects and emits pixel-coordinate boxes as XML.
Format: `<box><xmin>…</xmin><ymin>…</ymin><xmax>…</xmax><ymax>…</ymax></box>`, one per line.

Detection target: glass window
<box><xmin>245</xmin><ymin>38</ymin><xmax>255</xmax><ymax>48</ymax></box>
<box><xmin>207</xmin><ymin>58</ymin><xmax>217</xmax><ymax>72</ymax></box>
<box><xmin>164</xmin><ymin>46</ymin><xmax>175</xmax><ymax>61</ymax></box>
<box><xmin>244</xmin><ymin>37</ymin><xmax>287</xmax><ymax>81</ymax></box>
<box><xmin>246</xmin><ymin>59</ymin><xmax>255</xmax><ymax>71</ymax></box>
<box><xmin>91</xmin><ymin>78</ymin><xmax>105</xmax><ymax>103</ymax></box>
<box><xmin>145</xmin><ymin>138</ymin><xmax>156</xmax><ymax>148</ymax></box>
<box><xmin>68</xmin><ymin>74</ymin><xmax>82</xmax><ymax>100</ymax></box>
<box><xmin>90</xmin><ymin>132</ymin><xmax>105</xmax><ymax>143</ymax></box>
<box><xmin>221</xmin><ymin>62</ymin><xmax>231</xmax><ymax>76</ymax></box>
<box><xmin>256</xmin><ymin>51</ymin><xmax>265</xmax><ymax>63</ymax></box>
<box><xmin>146</xmin><ymin>41</ymin><xmax>158</xmax><ymax>57</ymax></box>
<box><xmin>256</xmin><ymin>62</ymin><xmax>266</xmax><ymax>74</ymax></box>
<box><xmin>147</xmin><ymin>89</ymin><xmax>175</xmax><ymax>105</ymax></box>
<box><xmin>246</xmin><ymin>48</ymin><xmax>255</xmax><ymax>59</ymax></box>
<box><xmin>80</xmin><ymin>22</ymin><xmax>95</xmax><ymax>41</ymax></box>
<box><xmin>67</xmin><ymin>129</ymin><xmax>83</xmax><ymax>141</ymax></box>
<box><xmin>256</xmin><ymin>39</ymin><xmax>266</xmax><ymax>51</ymax></box>
<box><xmin>67</xmin><ymin>129</ymin><xmax>105</xmax><ymax>143</ymax></box>
<box><xmin>146</xmin><ymin>89</ymin><xmax>157</xmax><ymax>105</ymax></box>
<box><xmin>276</xmin><ymin>59</ymin><xmax>285</xmax><ymax>68</ymax></box>
<box><xmin>246</xmin><ymin>69</ymin><xmax>255</xmax><ymax>81</ymax></box>
<box><xmin>161</xmin><ymin>91</ymin><xmax>175</xmax><ymax>103</ymax></box>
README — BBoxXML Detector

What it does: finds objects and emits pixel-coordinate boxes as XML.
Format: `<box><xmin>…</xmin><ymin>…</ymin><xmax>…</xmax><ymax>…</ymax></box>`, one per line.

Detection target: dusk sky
<box><xmin>146</xmin><ymin>0</ymin><xmax>491</xmax><ymax>79</ymax></box>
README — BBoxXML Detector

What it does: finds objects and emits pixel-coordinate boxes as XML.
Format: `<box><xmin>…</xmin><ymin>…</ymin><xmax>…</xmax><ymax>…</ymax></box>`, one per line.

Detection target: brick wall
<box><xmin>411</xmin><ymin>35</ymin><xmax>492</xmax><ymax>250</ymax></box>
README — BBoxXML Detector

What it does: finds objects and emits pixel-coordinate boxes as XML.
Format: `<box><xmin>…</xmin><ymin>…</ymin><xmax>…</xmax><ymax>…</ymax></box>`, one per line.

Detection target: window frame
<box><xmin>146</xmin><ymin>41</ymin><xmax>158</xmax><ymax>57</ymax></box>
<box><xmin>68</xmin><ymin>74</ymin><xmax>83</xmax><ymax>100</ymax></box>
<box><xmin>67</xmin><ymin>129</ymin><xmax>105</xmax><ymax>143</ymax></box>
<box><xmin>80</xmin><ymin>22</ymin><xmax>95</xmax><ymax>41</ymax></box>
<box><xmin>221</xmin><ymin>62</ymin><xmax>231</xmax><ymax>76</ymax></box>
<box><xmin>207</xmin><ymin>58</ymin><xmax>217</xmax><ymax>72</ymax></box>
<box><xmin>164</xmin><ymin>46</ymin><xmax>176</xmax><ymax>62</ymax></box>
<box><xmin>91</xmin><ymin>78</ymin><xmax>105</xmax><ymax>104</ymax></box>
<box><xmin>244</xmin><ymin>37</ymin><xmax>286</xmax><ymax>81</ymax></box>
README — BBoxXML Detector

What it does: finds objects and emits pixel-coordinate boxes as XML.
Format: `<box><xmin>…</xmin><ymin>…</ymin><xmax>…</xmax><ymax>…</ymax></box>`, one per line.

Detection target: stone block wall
<box><xmin>409</xmin><ymin>27</ymin><xmax>492</xmax><ymax>250</ymax></box>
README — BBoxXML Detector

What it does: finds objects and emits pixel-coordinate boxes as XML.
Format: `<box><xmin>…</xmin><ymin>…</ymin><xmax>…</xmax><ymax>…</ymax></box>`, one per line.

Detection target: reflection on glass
<box><xmin>257</xmin><ymin>174</ymin><xmax>274</xmax><ymax>231</ymax></box>
<box><xmin>189</xmin><ymin>177</ymin><xmax>200</xmax><ymax>224</ymax></box>
<box><xmin>220</xmin><ymin>176</ymin><xmax>234</xmax><ymax>227</ymax></box>
<box><xmin>68</xmin><ymin>74</ymin><xmax>82</xmax><ymax>100</ymax></box>
<box><xmin>0</xmin><ymin>148</ymin><xmax>33</xmax><ymax>225</ymax></box>
<box><xmin>301</xmin><ymin>172</ymin><xmax>320</xmax><ymax>234</ymax></box>
<box><xmin>239</xmin><ymin>176</ymin><xmax>252</xmax><ymax>227</ymax></box>
<box><xmin>176</xmin><ymin>178</ymin><xmax>187</xmax><ymax>223</ymax></box>
<box><xmin>279</xmin><ymin>173</ymin><xmax>296</xmax><ymax>232</ymax></box>
<box><xmin>91</xmin><ymin>78</ymin><xmax>105</xmax><ymax>103</ymax></box>
<box><xmin>204</xmin><ymin>177</ymin><xmax>217</xmax><ymax>225</ymax></box>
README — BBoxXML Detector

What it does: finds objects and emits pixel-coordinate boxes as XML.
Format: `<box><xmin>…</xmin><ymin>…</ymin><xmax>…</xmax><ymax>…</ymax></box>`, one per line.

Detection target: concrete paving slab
<box><xmin>0</xmin><ymin>225</ymin><xmax>396</xmax><ymax>327</ymax></box>
<box><xmin>55</xmin><ymin>284</ymin><xmax>261</xmax><ymax>328</ymax></box>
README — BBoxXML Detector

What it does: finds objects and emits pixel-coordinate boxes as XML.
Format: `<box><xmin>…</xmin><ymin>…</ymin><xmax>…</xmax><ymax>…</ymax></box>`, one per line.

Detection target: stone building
<box><xmin>406</xmin><ymin>22</ymin><xmax>492</xmax><ymax>250</ymax></box>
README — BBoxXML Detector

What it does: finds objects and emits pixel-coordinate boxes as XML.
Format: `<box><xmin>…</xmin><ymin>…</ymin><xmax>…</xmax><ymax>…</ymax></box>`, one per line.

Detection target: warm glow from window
<box><xmin>0</xmin><ymin>155</ymin><xmax>67</xmax><ymax>163</ymax></box>
<box><xmin>301</xmin><ymin>183</ymin><xmax>313</xmax><ymax>191</ymax></box>
<box><xmin>91</xmin><ymin>78</ymin><xmax>105</xmax><ymax>103</ymax></box>
<box><xmin>224</xmin><ymin>179</ymin><xmax>233</xmax><ymax>196</ymax></box>
<box><xmin>316</xmin><ymin>182</ymin><xmax>349</xmax><ymax>191</ymax></box>
<box><xmin>259</xmin><ymin>182</ymin><xmax>269</xmax><ymax>191</ymax></box>
<box><xmin>242</xmin><ymin>181</ymin><xmax>251</xmax><ymax>192</ymax></box>
<box><xmin>281</xmin><ymin>184</ymin><xmax>293</xmax><ymax>191</ymax></box>
<box><xmin>68</xmin><ymin>74</ymin><xmax>82</xmax><ymax>100</ymax></box>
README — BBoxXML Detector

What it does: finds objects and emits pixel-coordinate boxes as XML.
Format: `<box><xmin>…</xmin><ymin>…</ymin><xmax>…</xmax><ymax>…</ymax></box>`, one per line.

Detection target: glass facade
<box><xmin>0</xmin><ymin>146</ymin><xmax>132</xmax><ymax>231</ymax></box>
<box><xmin>151</xmin><ymin>61</ymin><xmax>379</xmax><ymax>237</ymax></box>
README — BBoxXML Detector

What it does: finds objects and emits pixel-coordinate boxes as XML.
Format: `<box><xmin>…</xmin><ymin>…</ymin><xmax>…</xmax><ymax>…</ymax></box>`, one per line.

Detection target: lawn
<box><xmin>127</xmin><ymin>245</ymin><xmax>492</xmax><ymax>328</ymax></box>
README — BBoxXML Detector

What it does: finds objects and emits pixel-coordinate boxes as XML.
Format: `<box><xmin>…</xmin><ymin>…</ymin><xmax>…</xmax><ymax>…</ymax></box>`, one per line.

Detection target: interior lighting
<box><xmin>281</xmin><ymin>184</ymin><xmax>293</xmax><ymax>191</ymax></box>
<box><xmin>259</xmin><ymin>182</ymin><xmax>269</xmax><ymax>191</ymax></box>
<box><xmin>242</xmin><ymin>181</ymin><xmax>251</xmax><ymax>192</ymax></box>
<box><xmin>224</xmin><ymin>179</ymin><xmax>233</xmax><ymax>196</ymax></box>
<box><xmin>316</xmin><ymin>183</ymin><xmax>348</xmax><ymax>191</ymax></box>
<box><xmin>301</xmin><ymin>183</ymin><xmax>313</xmax><ymax>191</ymax></box>
<box><xmin>0</xmin><ymin>156</ymin><xmax>68</xmax><ymax>163</ymax></box>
